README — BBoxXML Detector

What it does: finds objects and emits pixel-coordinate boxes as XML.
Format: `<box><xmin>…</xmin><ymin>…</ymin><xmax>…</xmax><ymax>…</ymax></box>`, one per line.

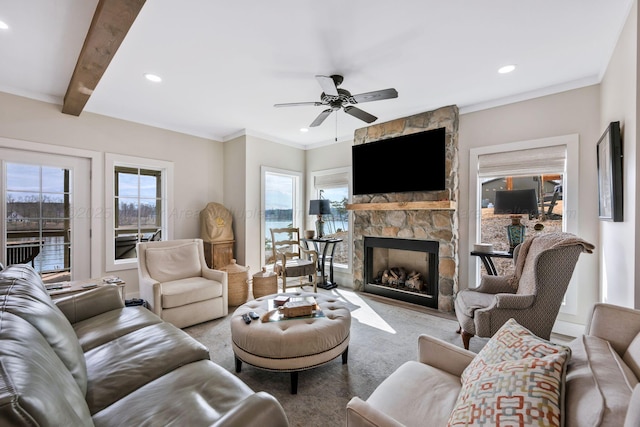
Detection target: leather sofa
<box><xmin>346</xmin><ymin>303</ymin><xmax>640</xmax><ymax>427</ymax></box>
<box><xmin>0</xmin><ymin>264</ymin><xmax>289</xmax><ymax>427</ymax></box>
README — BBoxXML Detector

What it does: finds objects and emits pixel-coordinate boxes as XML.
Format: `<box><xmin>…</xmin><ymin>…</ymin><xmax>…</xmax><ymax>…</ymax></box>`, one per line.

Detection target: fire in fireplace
<box><xmin>363</xmin><ymin>237</ymin><xmax>439</xmax><ymax>308</ymax></box>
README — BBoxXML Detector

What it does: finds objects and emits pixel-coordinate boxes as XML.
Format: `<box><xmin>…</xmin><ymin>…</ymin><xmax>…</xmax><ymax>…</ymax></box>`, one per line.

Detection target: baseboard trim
<box><xmin>552</xmin><ymin>320</ymin><xmax>584</xmax><ymax>339</ymax></box>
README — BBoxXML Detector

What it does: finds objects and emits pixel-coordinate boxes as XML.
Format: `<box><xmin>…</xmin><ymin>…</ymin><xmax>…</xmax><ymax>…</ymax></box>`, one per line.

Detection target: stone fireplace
<box><xmin>350</xmin><ymin>105</ymin><xmax>459</xmax><ymax>312</ymax></box>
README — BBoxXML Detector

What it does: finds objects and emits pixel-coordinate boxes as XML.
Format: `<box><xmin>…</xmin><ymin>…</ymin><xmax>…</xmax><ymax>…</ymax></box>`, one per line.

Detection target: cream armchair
<box><xmin>137</xmin><ymin>238</ymin><xmax>228</xmax><ymax>328</ymax></box>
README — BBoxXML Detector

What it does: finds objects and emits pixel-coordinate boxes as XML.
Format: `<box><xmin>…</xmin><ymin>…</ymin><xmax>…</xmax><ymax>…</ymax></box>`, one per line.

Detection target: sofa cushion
<box><xmin>145</xmin><ymin>242</ymin><xmax>202</xmax><ymax>283</ymax></box>
<box><xmin>448</xmin><ymin>319</ymin><xmax>570</xmax><ymax>427</ymax></box>
<box><xmin>72</xmin><ymin>306</ymin><xmax>163</xmax><ymax>352</ymax></box>
<box><xmin>566</xmin><ymin>335</ymin><xmax>638</xmax><ymax>427</ymax></box>
<box><xmin>83</xmin><ymin>322</ymin><xmax>210</xmax><ymax>414</ymax></box>
<box><xmin>365</xmin><ymin>360</ymin><xmax>462</xmax><ymax>427</ymax></box>
<box><xmin>0</xmin><ymin>271</ymin><xmax>88</xmax><ymax>396</ymax></box>
<box><xmin>161</xmin><ymin>276</ymin><xmax>223</xmax><ymax>308</ymax></box>
<box><xmin>91</xmin><ymin>360</ymin><xmax>256</xmax><ymax>427</ymax></box>
<box><xmin>0</xmin><ymin>311</ymin><xmax>93</xmax><ymax>427</ymax></box>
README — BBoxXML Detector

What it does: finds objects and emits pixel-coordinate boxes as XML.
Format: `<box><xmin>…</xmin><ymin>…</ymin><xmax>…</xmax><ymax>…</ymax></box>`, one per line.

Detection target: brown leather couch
<box><xmin>0</xmin><ymin>264</ymin><xmax>289</xmax><ymax>427</ymax></box>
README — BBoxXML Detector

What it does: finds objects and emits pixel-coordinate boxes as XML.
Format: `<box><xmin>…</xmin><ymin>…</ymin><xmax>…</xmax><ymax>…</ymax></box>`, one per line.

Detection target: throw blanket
<box><xmin>508</xmin><ymin>232</ymin><xmax>595</xmax><ymax>290</ymax></box>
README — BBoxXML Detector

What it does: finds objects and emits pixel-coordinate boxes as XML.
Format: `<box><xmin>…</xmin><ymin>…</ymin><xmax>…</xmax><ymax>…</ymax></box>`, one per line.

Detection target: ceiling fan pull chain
<box><xmin>335</xmin><ymin>112</ymin><xmax>338</xmax><ymax>142</ymax></box>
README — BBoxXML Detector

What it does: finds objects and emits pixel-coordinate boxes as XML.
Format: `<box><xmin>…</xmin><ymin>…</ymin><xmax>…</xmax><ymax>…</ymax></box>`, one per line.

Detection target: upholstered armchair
<box><xmin>455</xmin><ymin>232</ymin><xmax>594</xmax><ymax>349</ymax></box>
<box><xmin>137</xmin><ymin>238</ymin><xmax>228</xmax><ymax>328</ymax></box>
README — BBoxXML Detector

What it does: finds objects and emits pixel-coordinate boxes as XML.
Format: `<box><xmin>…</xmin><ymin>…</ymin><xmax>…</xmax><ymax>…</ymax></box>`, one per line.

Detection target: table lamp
<box><xmin>309</xmin><ymin>199</ymin><xmax>331</xmax><ymax>238</ymax></box>
<box><xmin>493</xmin><ymin>189</ymin><xmax>538</xmax><ymax>252</ymax></box>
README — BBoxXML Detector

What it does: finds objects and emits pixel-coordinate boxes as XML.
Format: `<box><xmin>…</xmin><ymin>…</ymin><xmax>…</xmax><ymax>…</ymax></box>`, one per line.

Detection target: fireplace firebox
<box><xmin>363</xmin><ymin>237</ymin><xmax>439</xmax><ymax>308</ymax></box>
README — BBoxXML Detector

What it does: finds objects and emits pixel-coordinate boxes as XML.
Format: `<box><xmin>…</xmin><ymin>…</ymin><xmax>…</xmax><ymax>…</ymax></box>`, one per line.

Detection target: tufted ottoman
<box><xmin>231</xmin><ymin>292</ymin><xmax>351</xmax><ymax>394</ymax></box>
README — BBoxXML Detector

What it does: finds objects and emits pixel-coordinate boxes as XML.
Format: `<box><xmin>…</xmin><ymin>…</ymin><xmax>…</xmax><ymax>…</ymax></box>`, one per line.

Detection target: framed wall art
<box><xmin>596</xmin><ymin>121</ymin><xmax>623</xmax><ymax>221</ymax></box>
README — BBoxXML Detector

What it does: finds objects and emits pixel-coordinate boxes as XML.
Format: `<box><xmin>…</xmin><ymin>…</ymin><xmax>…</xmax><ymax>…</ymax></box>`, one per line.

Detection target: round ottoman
<box><xmin>231</xmin><ymin>292</ymin><xmax>351</xmax><ymax>394</ymax></box>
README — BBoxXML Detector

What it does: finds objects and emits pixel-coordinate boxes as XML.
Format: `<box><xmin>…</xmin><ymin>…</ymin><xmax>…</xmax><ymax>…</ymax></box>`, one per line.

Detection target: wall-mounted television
<box><xmin>352</xmin><ymin>127</ymin><xmax>446</xmax><ymax>195</ymax></box>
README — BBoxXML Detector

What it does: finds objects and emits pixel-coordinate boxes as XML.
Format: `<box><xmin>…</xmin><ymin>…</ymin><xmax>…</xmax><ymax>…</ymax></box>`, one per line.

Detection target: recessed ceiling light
<box><xmin>0</xmin><ymin>21</ymin><xmax>9</xmax><ymax>30</ymax></box>
<box><xmin>498</xmin><ymin>65</ymin><xmax>516</xmax><ymax>74</ymax></box>
<box><xmin>300</xmin><ymin>128</ymin><xmax>309</xmax><ymax>133</ymax></box>
<box><xmin>144</xmin><ymin>73</ymin><xmax>162</xmax><ymax>83</ymax></box>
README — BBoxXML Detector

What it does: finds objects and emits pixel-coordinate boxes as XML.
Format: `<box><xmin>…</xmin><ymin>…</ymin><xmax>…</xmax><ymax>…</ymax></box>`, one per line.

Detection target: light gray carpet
<box><xmin>184</xmin><ymin>288</ymin><xmax>488</xmax><ymax>427</ymax></box>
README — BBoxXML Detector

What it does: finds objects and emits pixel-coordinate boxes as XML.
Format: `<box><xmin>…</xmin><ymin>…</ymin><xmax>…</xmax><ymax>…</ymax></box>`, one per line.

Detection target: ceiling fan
<box><xmin>274</xmin><ymin>75</ymin><xmax>398</xmax><ymax>127</ymax></box>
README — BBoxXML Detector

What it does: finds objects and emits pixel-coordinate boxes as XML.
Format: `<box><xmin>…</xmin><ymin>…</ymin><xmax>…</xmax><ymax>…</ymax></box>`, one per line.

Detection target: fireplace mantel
<box><xmin>346</xmin><ymin>201</ymin><xmax>456</xmax><ymax>211</ymax></box>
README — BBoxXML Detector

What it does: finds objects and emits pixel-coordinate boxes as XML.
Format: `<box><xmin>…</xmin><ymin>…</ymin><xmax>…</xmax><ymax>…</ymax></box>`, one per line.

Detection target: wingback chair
<box><xmin>137</xmin><ymin>238</ymin><xmax>228</xmax><ymax>328</ymax></box>
<box><xmin>455</xmin><ymin>232</ymin><xmax>594</xmax><ymax>349</ymax></box>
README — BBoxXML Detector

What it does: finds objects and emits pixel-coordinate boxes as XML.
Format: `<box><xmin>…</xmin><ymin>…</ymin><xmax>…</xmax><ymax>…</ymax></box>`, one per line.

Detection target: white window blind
<box><xmin>477</xmin><ymin>145</ymin><xmax>566</xmax><ymax>178</ymax></box>
<box><xmin>314</xmin><ymin>171</ymin><xmax>349</xmax><ymax>189</ymax></box>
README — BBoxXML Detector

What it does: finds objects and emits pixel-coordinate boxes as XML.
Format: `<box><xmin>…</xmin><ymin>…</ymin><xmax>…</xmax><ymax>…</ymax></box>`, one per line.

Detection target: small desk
<box><xmin>47</xmin><ymin>277</ymin><xmax>126</xmax><ymax>303</ymax></box>
<box><xmin>301</xmin><ymin>237</ymin><xmax>342</xmax><ymax>290</ymax></box>
<box><xmin>470</xmin><ymin>250</ymin><xmax>513</xmax><ymax>276</ymax></box>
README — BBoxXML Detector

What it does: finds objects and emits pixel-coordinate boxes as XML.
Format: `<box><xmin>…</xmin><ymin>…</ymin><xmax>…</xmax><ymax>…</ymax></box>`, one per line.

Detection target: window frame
<box><xmin>105</xmin><ymin>153</ymin><xmax>173</xmax><ymax>272</ymax></box>
<box><xmin>261</xmin><ymin>166</ymin><xmax>303</xmax><ymax>268</ymax></box>
<box><xmin>468</xmin><ymin>134</ymin><xmax>579</xmax><ymax>315</ymax></box>
<box><xmin>310</xmin><ymin>167</ymin><xmax>352</xmax><ymax>273</ymax></box>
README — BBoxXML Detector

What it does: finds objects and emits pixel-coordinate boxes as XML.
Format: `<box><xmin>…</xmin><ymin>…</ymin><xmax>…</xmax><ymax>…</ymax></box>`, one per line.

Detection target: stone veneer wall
<box><xmin>352</xmin><ymin>105</ymin><xmax>459</xmax><ymax>312</ymax></box>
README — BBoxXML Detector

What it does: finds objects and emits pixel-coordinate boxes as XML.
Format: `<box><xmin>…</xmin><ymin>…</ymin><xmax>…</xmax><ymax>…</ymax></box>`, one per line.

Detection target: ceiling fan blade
<box><xmin>310</xmin><ymin>109</ymin><xmax>334</xmax><ymax>127</ymax></box>
<box><xmin>344</xmin><ymin>106</ymin><xmax>378</xmax><ymax>123</ymax></box>
<box><xmin>350</xmin><ymin>88</ymin><xmax>398</xmax><ymax>104</ymax></box>
<box><xmin>315</xmin><ymin>75</ymin><xmax>339</xmax><ymax>96</ymax></box>
<box><xmin>274</xmin><ymin>101</ymin><xmax>323</xmax><ymax>107</ymax></box>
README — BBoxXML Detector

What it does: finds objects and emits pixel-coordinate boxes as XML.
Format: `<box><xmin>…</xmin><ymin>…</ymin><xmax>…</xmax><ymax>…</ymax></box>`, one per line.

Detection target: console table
<box><xmin>301</xmin><ymin>237</ymin><xmax>342</xmax><ymax>289</ymax></box>
<box><xmin>470</xmin><ymin>250</ymin><xmax>513</xmax><ymax>276</ymax></box>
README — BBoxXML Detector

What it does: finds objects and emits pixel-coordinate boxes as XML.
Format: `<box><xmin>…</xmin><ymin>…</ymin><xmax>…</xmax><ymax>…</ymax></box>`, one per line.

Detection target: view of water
<box><xmin>265</xmin><ymin>220</ymin><xmax>293</xmax><ymax>238</ymax></box>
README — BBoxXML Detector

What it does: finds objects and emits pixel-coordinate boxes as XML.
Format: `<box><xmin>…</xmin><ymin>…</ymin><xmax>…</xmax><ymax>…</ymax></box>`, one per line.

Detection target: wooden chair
<box><xmin>270</xmin><ymin>227</ymin><xmax>318</xmax><ymax>293</ymax></box>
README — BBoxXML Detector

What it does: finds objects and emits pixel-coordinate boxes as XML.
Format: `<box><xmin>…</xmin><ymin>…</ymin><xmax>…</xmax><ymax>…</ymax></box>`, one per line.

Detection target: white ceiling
<box><xmin>0</xmin><ymin>1</ymin><xmax>634</xmax><ymax>149</ymax></box>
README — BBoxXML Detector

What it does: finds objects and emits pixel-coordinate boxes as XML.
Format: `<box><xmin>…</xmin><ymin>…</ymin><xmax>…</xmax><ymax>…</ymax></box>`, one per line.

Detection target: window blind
<box><xmin>314</xmin><ymin>171</ymin><xmax>349</xmax><ymax>188</ymax></box>
<box><xmin>477</xmin><ymin>145</ymin><xmax>566</xmax><ymax>178</ymax></box>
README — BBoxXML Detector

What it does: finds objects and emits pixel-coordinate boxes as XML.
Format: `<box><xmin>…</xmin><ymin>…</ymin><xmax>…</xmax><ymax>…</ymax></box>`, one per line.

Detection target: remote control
<box><xmin>242</xmin><ymin>313</ymin><xmax>252</xmax><ymax>324</ymax></box>
<box><xmin>248</xmin><ymin>311</ymin><xmax>260</xmax><ymax>320</ymax></box>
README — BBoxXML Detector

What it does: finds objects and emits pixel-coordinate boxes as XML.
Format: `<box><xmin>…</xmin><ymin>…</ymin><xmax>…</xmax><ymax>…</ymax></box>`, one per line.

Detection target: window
<box><xmin>2</xmin><ymin>153</ymin><xmax>91</xmax><ymax>282</ymax></box>
<box><xmin>262</xmin><ymin>167</ymin><xmax>302</xmax><ymax>266</ymax></box>
<box><xmin>312</xmin><ymin>167</ymin><xmax>351</xmax><ymax>270</ymax></box>
<box><xmin>469</xmin><ymin>135</ymin><xmax>579</xmax><ymax>315</ymax></box>
<box><xmin>106</xmin><ymin>154</ymin><xmax>173</xmax><ymax>271</ymax></box>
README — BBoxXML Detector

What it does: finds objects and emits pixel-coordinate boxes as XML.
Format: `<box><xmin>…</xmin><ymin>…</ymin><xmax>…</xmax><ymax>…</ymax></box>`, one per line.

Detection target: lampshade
<box><xmin>493</xmin><ymin>189</ymin><xmax>538</xmax><ymax>216</ymax></box>
<box><xmin>309</xmin><ymin>199</ymin><xmax>331</xmax><ymax>215</ymax></box>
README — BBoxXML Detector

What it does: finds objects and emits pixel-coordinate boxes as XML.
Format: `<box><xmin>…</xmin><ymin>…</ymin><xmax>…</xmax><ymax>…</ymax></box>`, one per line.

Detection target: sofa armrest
<box><xmin>472</xmin><ymin>274</ymin><xmax>516</xmax><ymax>294</ymax></box>
<box><xmin>54</xmin><ymin>285</ymin><xmax>124</xmax><ymax>323</ymax></box>
<box><xmin>346</xmin><ymin>397</ymin><xmax>405</xmax><ymax>427</ymax></box>
<box><xmin>417</xmin><ymin>334</ymin><xmax>475</xmax><ymax>377</ymax></box>
<box><xmin>586</xmin><ymin>303</ymin><xmax>640</xmax><ymax>355</ymax></box>
<box><xmin>213</xmin><ymin>392</ymin><xmax>289</xmax><ymax>427</ymax></box>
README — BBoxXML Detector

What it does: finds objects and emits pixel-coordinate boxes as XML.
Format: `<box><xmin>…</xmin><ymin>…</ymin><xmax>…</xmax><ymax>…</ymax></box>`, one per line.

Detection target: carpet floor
<box><xmin>184</xmin><ymin>287</ymin><xmax>490</xmax><ymax>427</ymax></box>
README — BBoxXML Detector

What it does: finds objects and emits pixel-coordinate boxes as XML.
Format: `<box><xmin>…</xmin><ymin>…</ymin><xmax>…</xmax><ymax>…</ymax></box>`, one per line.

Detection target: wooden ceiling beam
<box><xmin>62</xmin><ymin>0</ymin><xmax>146</xmax><ymax>116</ymax></box>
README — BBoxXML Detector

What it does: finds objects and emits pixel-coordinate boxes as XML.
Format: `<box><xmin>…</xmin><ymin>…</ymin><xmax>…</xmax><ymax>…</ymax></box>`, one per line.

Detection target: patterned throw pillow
<box><xmin>447</xmin><ymin>318</ymin><xmax>571</xmax><ymax>427</ymax></box>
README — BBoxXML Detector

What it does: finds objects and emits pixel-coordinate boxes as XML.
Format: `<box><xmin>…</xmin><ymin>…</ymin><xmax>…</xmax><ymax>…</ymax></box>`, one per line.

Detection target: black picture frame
<box><xmin>596</xmin><ymin>121</ymin><xmax>623</xmax><ymax>221</ymax></box>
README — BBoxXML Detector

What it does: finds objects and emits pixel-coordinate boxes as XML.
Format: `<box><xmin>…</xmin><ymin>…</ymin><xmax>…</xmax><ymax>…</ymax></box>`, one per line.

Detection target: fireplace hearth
<box><xmin>363</xmin><ymin>237</ymin><xmax>439</xmax><ymax>309</ymax></box>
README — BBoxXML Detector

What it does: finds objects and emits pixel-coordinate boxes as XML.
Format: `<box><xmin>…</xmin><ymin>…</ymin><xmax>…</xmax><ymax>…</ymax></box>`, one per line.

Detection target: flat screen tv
<box><xmin>352</xmin><ymin>127</ymin><xmax>446</xmax><ymax>195</ymax></box>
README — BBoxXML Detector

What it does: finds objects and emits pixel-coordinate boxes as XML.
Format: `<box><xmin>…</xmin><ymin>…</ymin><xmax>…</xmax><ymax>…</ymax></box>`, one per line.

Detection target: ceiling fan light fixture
<box><xmin>144</xmin><ymin>73</ymin><xmax>162</xmax><ymax>83</ymax></box>
<box><xmin>498</xmin><ymin>64</ymin><xmax>516</xmax><ymax>74</ymax></box>
<box><xmin>300</xmin><ymin>128</ymin><xmax>309</xmax><ymax>133</ymax></box>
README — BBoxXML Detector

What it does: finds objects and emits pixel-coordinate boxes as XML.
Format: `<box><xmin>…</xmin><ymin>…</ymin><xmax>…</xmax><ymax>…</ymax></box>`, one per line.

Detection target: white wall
<box><xmin>599</xmin><ymin>0</ymin><xmax>639</xmax><ymax>308</ymax></box>
<box><xmin>0</xmin><ymin>92</ymin><xmax>225</xmax><ymax>297</ymax></box>
<box><xmin>458</xmin><ymin>86</ymin><xmax>601</xmax><ymax>327</ymax></box>
<box><xmin>240</xmin><ymin>134</ymin><xmax>306</xmax><ymax>276</ymax></box>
